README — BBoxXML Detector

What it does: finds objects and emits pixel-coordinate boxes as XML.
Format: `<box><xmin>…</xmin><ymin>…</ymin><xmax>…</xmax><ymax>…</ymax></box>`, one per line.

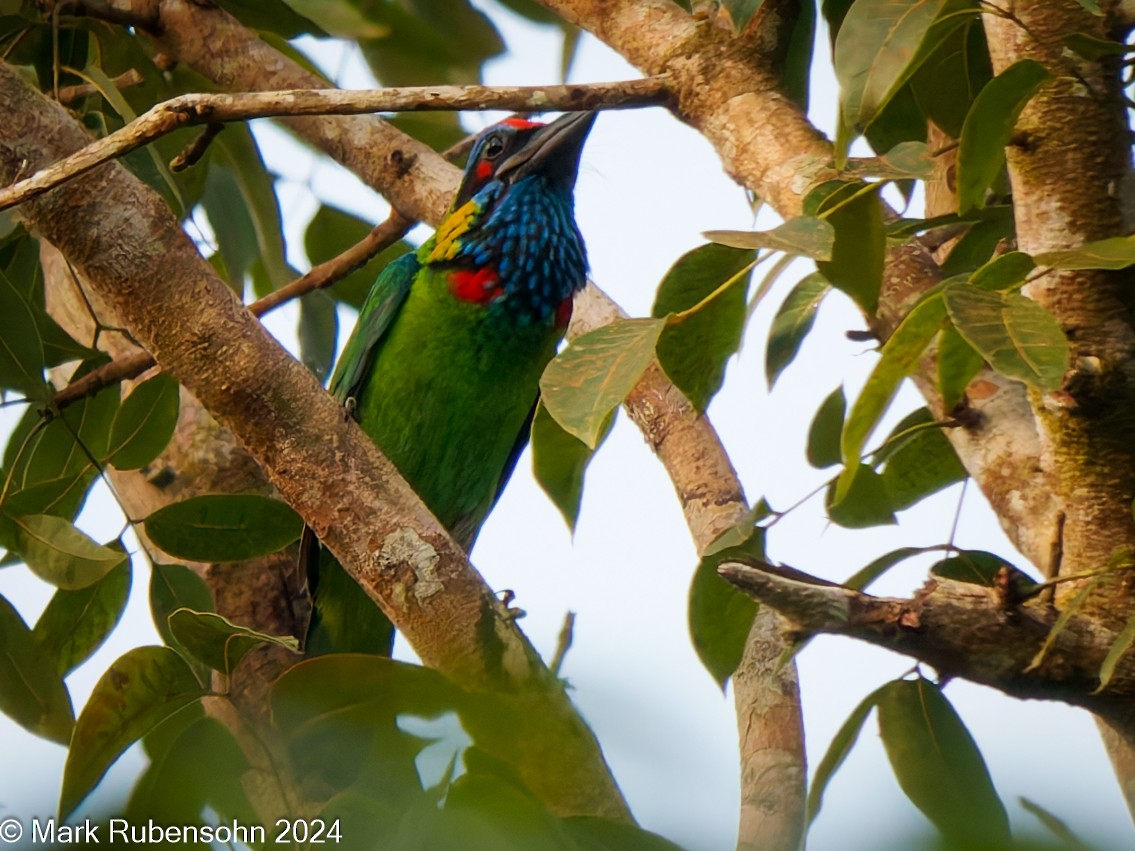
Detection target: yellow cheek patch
<box><xmin>427</xmin><ymin>199</ymin><xmax>481</xmax><ymax>263</ymax></box>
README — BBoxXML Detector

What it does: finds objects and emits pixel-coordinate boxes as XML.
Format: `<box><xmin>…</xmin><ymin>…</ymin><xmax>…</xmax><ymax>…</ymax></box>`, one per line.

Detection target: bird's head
<box><xmin>425</xmin><ymin>112</ymin><xmax>595</xmax><ymax>326</ymax></box>
<box><xmin>451</xmin><ymin>111</ymin><xmax>595</xmax><ymax>211</ymax></box>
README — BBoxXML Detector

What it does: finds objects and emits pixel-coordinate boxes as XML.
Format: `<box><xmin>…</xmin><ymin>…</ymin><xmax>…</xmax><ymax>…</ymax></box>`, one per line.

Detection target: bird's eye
<box><xmin>484</xmin><ymin>134</ymin><xmax>505</xmax><ymax>159</ymax></box>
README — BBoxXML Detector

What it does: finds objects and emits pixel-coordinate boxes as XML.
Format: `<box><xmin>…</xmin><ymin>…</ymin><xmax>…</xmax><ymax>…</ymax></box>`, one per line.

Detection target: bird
<box><xmin>303</xmin><ymin>111</ymin><xmax>595</xmax><ymax>655</ymax></box>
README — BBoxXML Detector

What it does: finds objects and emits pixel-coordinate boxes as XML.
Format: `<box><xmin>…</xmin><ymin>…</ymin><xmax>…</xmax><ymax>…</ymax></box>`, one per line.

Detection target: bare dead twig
<box><xmin>0</xmin><ymin>76</ymin><xmax>672</xmax><ymax>212</ymax></box>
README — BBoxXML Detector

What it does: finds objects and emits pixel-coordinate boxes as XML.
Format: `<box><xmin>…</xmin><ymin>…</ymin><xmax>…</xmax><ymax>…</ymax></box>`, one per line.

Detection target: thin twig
<box><xmin>0</xmin><ymin>76</ymin><xmax>672</xmax><ymax>212</ymax></box>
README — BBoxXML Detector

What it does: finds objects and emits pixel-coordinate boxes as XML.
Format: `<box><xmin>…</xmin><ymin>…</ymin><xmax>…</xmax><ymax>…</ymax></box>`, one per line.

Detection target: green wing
<box><xmin>328</xmin><ymin>251</ymin><xmax>420</xmax><ymax>408</ymax></box>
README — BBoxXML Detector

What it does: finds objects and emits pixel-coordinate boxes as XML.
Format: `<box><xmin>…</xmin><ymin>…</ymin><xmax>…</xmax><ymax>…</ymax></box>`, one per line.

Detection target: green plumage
<box><xmin>304</xmin><ymin>112</ymin><xmax>594</xmax><ymax>656</ymax></box>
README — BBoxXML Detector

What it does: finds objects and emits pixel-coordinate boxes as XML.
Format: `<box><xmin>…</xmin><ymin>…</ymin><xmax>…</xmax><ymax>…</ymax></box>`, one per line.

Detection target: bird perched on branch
<box><xmin>303</xmin><ymin>111</ymin><xmax>595</xmax><ymax>655</ymax></box>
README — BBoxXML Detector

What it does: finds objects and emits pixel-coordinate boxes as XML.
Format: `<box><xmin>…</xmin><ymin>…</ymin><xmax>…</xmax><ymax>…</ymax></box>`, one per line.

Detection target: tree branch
<box><xmin>719</xmin><ymin>561</ymin><xmax>1135</xmax><ymax>730</ymax></box>
<box><xmin>0</xmin><ymin>77</ymin><xmax>671</xmax><ymax>213</ymax></box>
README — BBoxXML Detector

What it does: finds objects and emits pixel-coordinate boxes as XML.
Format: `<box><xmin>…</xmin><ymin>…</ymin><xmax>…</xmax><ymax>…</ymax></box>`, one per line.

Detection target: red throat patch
<box><xmin>555</xmin><ymin>296</ymin><xmax>573</xmax><ymax>329</ymax></box>
<box><xmin>448</xmin><ymin>267</ymin><xmax>502</xmax><ymax>305</ymax></box>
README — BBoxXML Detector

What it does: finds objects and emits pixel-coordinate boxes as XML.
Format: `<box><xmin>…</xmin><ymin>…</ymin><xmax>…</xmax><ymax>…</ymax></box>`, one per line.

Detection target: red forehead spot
<box><xmin>475</xmin><ymin>160</ymin><xmax>493</xmax><ymax>180</ymax></box>
<box><xmin>448</xmin><ymin>267</ymin><xmax>502</xmax><ymax>305</ymax></box>
<box><xmin>501</xmin><ymin>117</ymin><xmax>543</xmax><ymax>130</ymax></box>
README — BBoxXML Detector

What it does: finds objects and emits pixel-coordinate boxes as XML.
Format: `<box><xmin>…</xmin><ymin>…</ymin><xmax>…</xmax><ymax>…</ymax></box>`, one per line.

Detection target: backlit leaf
<box><xmin>812</xmin><ymin>182</ymin><xmax>884</xmax><ymax>314</ymax></box>
<box><xmin>108</xmin><ymin>373</ymin><xmax>180</xmax><ymax>470</ymax></box>
<box><xmin>807</xmin><ymin>387</ymin><xmax>845</xmax><ymax>469</ymax></box>
<box><xmin>150</xmin><ymin>562</ymin><xmax>213</xmax><ymax>648</ymax></box>
<box><xmin>877</xmin><ymin>409</ymin><xmax>965</xmax><ymax>510</ymax></box>
<box><xmin>834</xmin><ymin>0</ymin><xmax>977</xmax><ymax>155</ymax></box>
<box><xmin>970</xmin><ymin>251</ymin><xmax>1035</xmax><ymax>291</ymax></box>
<box><xmin>944</xmin><ymin>283</ymin><xmax>1069</xmax><ymax>391</ymax></box>
<box><xmin>0</xmin><ymin>267</ymin><xmax>47</xmax><ymax>398</ymax></box>
<box><xmin>807</xmin><ymin>683</ymin><xmax>887</xmax><ymax>824</ymax></box>
<box><xmin>541</xmin><ymin>318</ymin><xmax>666</xmax><ymax>448</ymax></box>
<box><xmin>33</xmin><ymin>560</ymin><xmax>130</xmax><ymax>675</ymax></box>
<box><xmin>144</xmin><ymin>494</ymin><xmax>303</xmax><ymax>562</ymax></box>
<box><xmin>12</xmin><ymin>513</ymin><xmax>127</xmax><ymax>589</ymax></box>
<box><xmin>937</xmin><ymin>323</ymin><xmax>984</xmax><ymax>410</ymax></box>
<box><xmin>828</xmin><ymin>464</ymin><xmax>896</xmax><ymax>528</ymax></box>
<box><xmin>60</xmin><ymin>646</ymin><xmax>205</xmax><ymax>818</ymax></box>
<box><xmin>531</xmin><ymin>402</ymin><xmax>610</xmax><ymax>533</ymax></box>
<box><xmin>844</xmin><ymin>546</ymin><xmax>929</xmax><ymax>591</ymax></box>
<box><xmin>704</xmin><ymin>216</ymin><xmax>834</xmax><ymax>260</ymax></box>
<box><xmin>1099</xmin><ymin>609</ymin><xmax>1135</xmax><ymax>691</ymax></box>
<box><xmin>838</xmin><ymin>292</ymin><xmax>946</xmax><ymax>501</ymax></box>
<box><xmin>168</xmin><ymin>608</ymin><xmax>298</xmax><ymax>677</ymax></box>
<box><xmin>689</xmin><ymin>527</ymin><xmax>762</xmax><ymax>689</ymax></box>
<box><xmin>652</xmin><ymin>243</ymin><xmax>755</xmax><ymax>412</ymax></box>
<box><xmin>766</xmin><ymin>272</ymin><xmax>829</xmax><ymax>387</ymax></box>
<box><xmin>0</xmin><ymin>593</ymin><xmax>74</xmax><ymax>744</ymax></box>
<box><xmin>957</xmin><ymin>59</ymin><xmax>1050</xmax><ymax>212</ymax></box>
<box><xmin>298</xmin><ymin>290</ymin><xmax>339</xmax><ymax>383</ymax></box>
<box><xmin>877</xmin><ymin>678</ymin><xmax>1009</xmax><ymax>846</ymax></box>
<box><xmin>1036</xmin><ymin>236</ymin><xmax>1135</xmax><ymax>271</ymax></box>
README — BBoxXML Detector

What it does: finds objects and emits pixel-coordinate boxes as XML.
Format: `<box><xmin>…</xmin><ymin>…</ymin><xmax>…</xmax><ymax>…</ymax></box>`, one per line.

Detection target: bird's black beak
<box><xmin>499</xmin><ymin>111</ymin><xmax>596</xmax><ymax>188</ymax></box>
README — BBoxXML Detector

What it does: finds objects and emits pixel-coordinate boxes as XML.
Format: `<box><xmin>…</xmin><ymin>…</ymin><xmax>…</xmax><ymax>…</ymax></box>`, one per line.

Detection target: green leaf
<box><xmin>216</xmin><ymin>0</ymin><xmax>326</xmax><ymax>37</ymax></box>
<box><xmin>828</xmin><ymin>464</ymin><xmax>896</xmax><ymax>528</ymax></box>
<box><xmin>838</xmin><ymin>292</ymin><xmax>947</xmax><ymax>501</ymax></box>
<box><xmin>12</xmin><ymin>513</ymin><xmax>127</xmax><ymax>589</ymax></box>
<box><xmin>843</xmin><ymin>141</ymin><xmax>936</xmax><ymax>180</ymax></box>
<box><xmin>807</xmin><ymin>387</ymin><xmax>846</xmax><ymax>469</ymax></box>
<box><xmin>704</xmin><ymin>216</ymin><xmax>834</xmax><ymax>260</ymax></box>
<box><xmin>33</xmin><ymin>560</ymin><xmax>130</xmax><ymax>675</ymax></box>
<box><xmin>944</xmin><ymin>283</ymin><xmax>1069</xmax><ymax>391</ymax></box>
<box><xmin>834</xmin><ymin>0</ymin><xmax>977</xmax><ymax>155</ymax></box>
<box><xmin>1099</xmin><ymin>608</ymin><xmax>1135</xmax><ymax>691</ymax></box>
<box><xmin>1069</xmin><ymin>0</ymin><xmax>1102</xmax><ymax>14</ymax></box>
<box><xmin>108</xmin><ymin>374</ymin><xmax>180</xmax><ymax>470</ymax></box>
<box><xmin>150</xmin><ymin>562</ymin><xmax>213</xmax><ymax>645</ymax></box>
<box><xmin>652</xmin><ymin>243</ymin><xmax>755</xmax><ymax>412</ymax></box>
<box><xmin>721</xmin><ymin>0</ymin><xmax>763</xmax><ymax>31</ymax></box>
<box><xmin>60</xmin><ymin>646</ymin><xmax>205</xmax><ymax>818</ymax></box>
<box><xmin>126</xmin><ymin>715</ymin><xmax>253</xmax><ymax>829</ymax></box>
<box><xmin>167</xmin><ymin>608</ymin><xmax>298</xmax><ymax>677</ymax></box>
<box><xmin>1036</xmin><ymin>236</ymin><xmax>1135</xmax><ymax>271</ymax></box>
<box><xmin>970</xmin><ymin>251</ymin><xmax>1035</xmax><ymax>291</ymax></box>
<box><xmin>144</xmin><ymin>494</ymin><xmax>303</xmax><ymax>562</ymax></box>
<box><xmin>561</xmin><ymin>818</ymin><xmax>686</xmax><ymax>851</ymax></box>
<box><xmin>541</xmin><ymin>318</ymin><xmax>666</xmax><ymax>449</ymax></box>
<box><xmin>941</xmin><ymin>206</ymin><xmax>1016</xmax><ymax>275</ymax></box>
<box><xmin>813</xmin><ymin>183</ymin><xmax>885</xmax><ymax>314</ymax></box>
<box><xmin>214</xmin><ymin>127</ymin><xmax>293</xmax><ymax>296</ymax></box>
<box><xmin>688</xmin><ymin>527</ymin><xmax>762</xmax><ymax>689</ymax></box>
<box><xmin>277</xmin><ymin>0</ymin><xmax>388</xmax><ymax>37</ymax></box>
<box><xmin>0</xmin><ymin>593</ymin><xmax>74</xmax><ymax>744</ymax></box>
<box><xmin>531</xmin><ymin>402</ymin><xmax>610</xmax><ymax>533</ymax></box>
<box><xmin>1064</xmin><ymin>31</ymin><xmax>1125</xmax><ymax>60</ymax></box>
<box><xmin>807</xmin><ymin>683</ymin><xmax>887</xmax><ymax>825</ymax></box>
<box><xmin>877</xmin><ymin>409</ymin><xmax>966</xmax><ymax>510</ymax></box>
<box><xmin>909</xmin><ymin>13</ymin><xmax>991</xmax><ymax>138</ymax></box>
<box><xmin>937</xmin><ymin>323</ymin><xmax>984</xmax><ymax>410</ymax></box>
<box><xmin>1019</xmin><ymin>797</ymin><xmax>1087</xmax><ymax>848</ymax></box>
<box><xmin>930</xmin><ymin>549</ymin><xmax>1018</xmax><ymax>587</ymax></box>
<box><xmin>877</xmin><ymin>678</ymin><xmax>1010</xmax><ymax>846</ymax></box>
<box><xmin>298</xmin><ymin>289</ymin><xmax>339</xmax><ymax>382</ymax></box>
<box><xmin>0</xmin><ymin>267</ymin><xmax>47</xmax><ymax>398</ymax></box>
<box><xmin>957</xmin><ymin>59</ymin><xmax>1051</xmax><ymax>212</ymax></box>
<box><xmin>844</xmin><ymin>546</ymin><xmax>929</xmax><ymax>591</ymax></box>
<box><xmin>304</xmin><ymin>204</ymin><xmax>413</xmax><ymax>310</ymax></box>
<box><xmin>766</xmin><ymin>272</ymin><xmax>829</xmax><ymax>388</ymax></box>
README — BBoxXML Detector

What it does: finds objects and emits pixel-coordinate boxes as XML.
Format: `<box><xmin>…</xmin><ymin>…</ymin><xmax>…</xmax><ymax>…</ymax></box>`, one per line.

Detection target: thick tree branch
<box><xmin>719</xmin><ymin>561</ymin><xmax>1135</xmax><ymax>730</ymax></box>
<box><xmin>0</xmin><ymin>60</ymin><xmax>629</xmax><ymax>823</ymax></box>
<box><xmin>0</xmin><ymin>78</ymin><xmax>671</xmax><ymax>213</ymax></box>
